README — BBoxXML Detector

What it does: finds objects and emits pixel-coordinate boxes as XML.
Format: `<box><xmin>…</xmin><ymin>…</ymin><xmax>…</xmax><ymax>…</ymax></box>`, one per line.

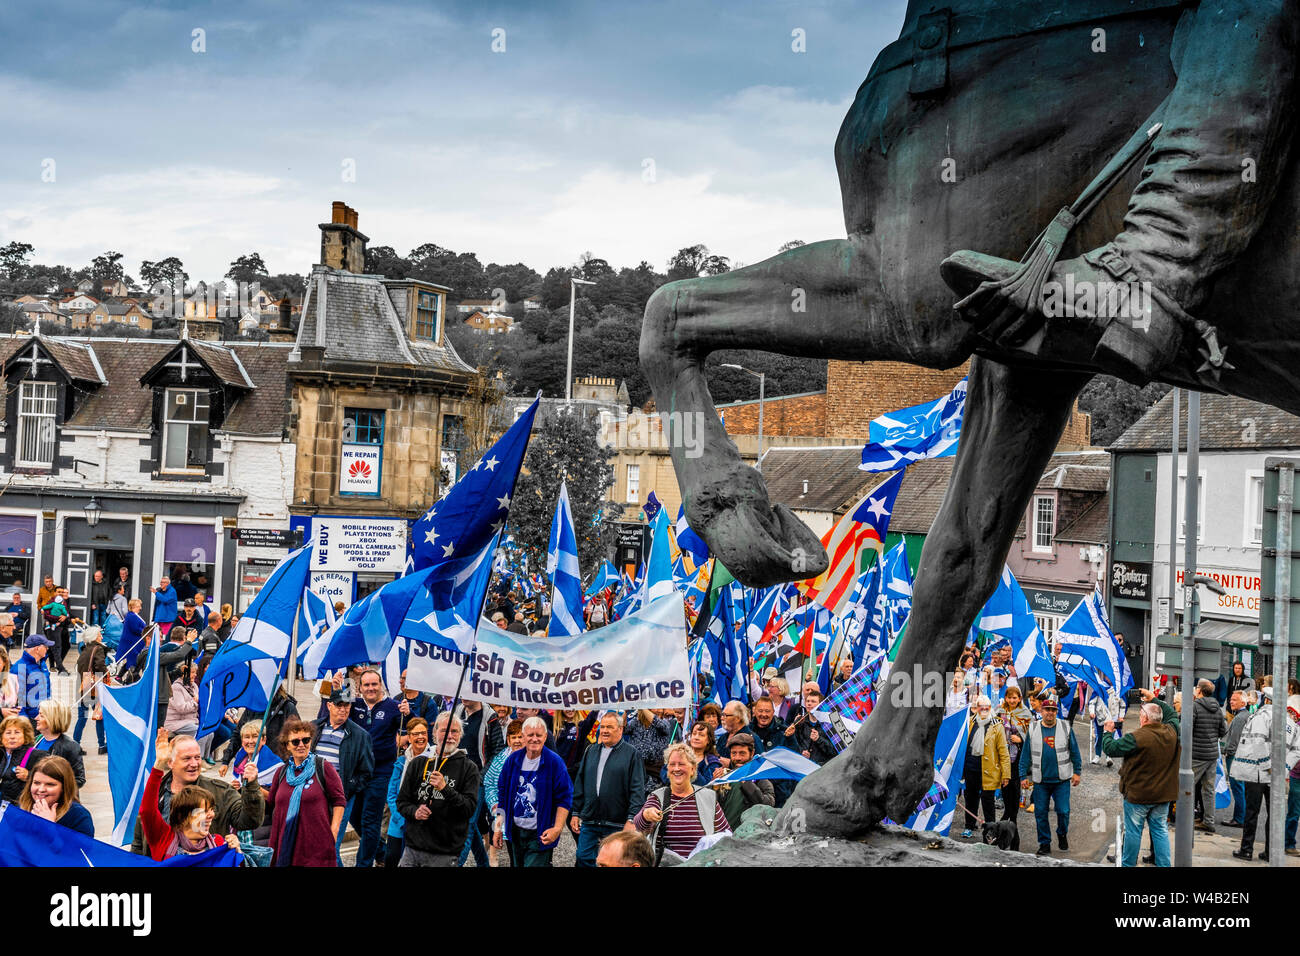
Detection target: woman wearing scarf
<box><xmin>960</xmin><ymin>695</ymin><xmax>1010</xmax><ymax>838</ymax></box>
<box><xmin>139</xmin><ymin>730</ymin><xmax>243</xmax><ymax>860</ymax></box>
<box><xmin>997</xmin><ymin>684</ymin><xmax>1034</xmax><ymax>825</ymax></box>
<box><xmin>265</xmin><ymin>719</ymin><xmax>345</xmax><ymax>866</ymax></box>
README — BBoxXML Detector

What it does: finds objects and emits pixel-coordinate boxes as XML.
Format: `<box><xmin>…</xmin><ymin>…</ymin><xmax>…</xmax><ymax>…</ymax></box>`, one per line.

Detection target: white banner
<box><xmin>406</xmin><ymin>593</ymin><xmax>691</xmax><ymax>711</ymax></box>
<box><xmin>309</xmin><ymin>517</ymin><xmax>407</xmax><ymax>573</ymax></box>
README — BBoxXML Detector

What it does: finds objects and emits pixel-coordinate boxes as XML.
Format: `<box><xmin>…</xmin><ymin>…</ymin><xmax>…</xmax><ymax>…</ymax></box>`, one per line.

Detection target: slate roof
<box><xmin>294</xmin><ymin>267</ymin><xmax>475</xmax><ymax>376</ymax></box>
<box><xmin>1056</xmin><ymin>496</ymin><xmax>1109</xmax><ymax>544</ymax></box>
<box><xmin>0</xmin><ymin>334</ymin><xmax>289</xmax><ymax>437</ymax></box>
<box><xmin>1110</xmin><ymin>391</ymin><xmax>1300</xmax><ymax>452</ymax></box>
<box><xmin>1036</xmin><ymin>452</ymin><xmax>1111</xmax><ymax>492</ymax></box>
<box><xmin>761</xmin><ymin>446</ymin><xmax>877</xmax><ymax>514</ymax></box>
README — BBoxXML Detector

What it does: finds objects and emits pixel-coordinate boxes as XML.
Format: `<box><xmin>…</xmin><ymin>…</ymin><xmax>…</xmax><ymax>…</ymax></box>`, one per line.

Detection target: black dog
<box><xmin>981</xmin><ymin>819</ymin><xmax>1020</xmax><ymax>851</ymax></box>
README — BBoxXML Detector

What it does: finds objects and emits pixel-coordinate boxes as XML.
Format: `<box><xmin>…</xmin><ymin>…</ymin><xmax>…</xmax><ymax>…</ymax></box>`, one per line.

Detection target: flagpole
<box><xmin>436</xmin><ymin>529</ymin><xmax>504</xmax><ymax>770</ymax></box>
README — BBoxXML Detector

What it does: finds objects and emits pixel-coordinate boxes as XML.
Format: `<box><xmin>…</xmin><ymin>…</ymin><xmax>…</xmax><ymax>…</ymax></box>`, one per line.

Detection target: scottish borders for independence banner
<box><xmin>405</xmin><ymin>593</ymin><xmax>691</xmax><ymax>711</ymax></box>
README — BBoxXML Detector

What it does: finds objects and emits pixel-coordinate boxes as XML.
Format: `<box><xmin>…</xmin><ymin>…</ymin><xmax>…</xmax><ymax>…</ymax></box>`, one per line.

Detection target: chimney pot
<box><xmin>331</xmin><ymin>201</ymin><xmax>347</xmax><ymax>224</ymax></box>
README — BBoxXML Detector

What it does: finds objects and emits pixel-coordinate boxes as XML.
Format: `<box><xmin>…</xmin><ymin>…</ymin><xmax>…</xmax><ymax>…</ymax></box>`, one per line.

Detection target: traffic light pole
<box><xmin>1267</xmin><ymin>462</ymin><xmax>1292</xmax><ymax>868</ymax></box>
<box><xmin>1174</xmin><ymin>390</ymin><xmax>1199</xmax><ymax>868</ymax></box>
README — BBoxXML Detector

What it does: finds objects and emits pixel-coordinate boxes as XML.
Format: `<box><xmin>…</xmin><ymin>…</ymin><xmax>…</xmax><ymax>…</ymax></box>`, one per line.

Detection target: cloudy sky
<box><xmin>0</xmin><ymin>0</ymin><xmax>906</xmax><ymax>282</ymax></box>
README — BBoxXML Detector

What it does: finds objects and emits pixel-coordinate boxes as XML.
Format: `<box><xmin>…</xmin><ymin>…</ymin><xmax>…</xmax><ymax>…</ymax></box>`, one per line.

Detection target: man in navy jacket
<box><xmin>570</xmin><ymin>712</ymin><xmax>645</xmax><ymax>867</ymax></box>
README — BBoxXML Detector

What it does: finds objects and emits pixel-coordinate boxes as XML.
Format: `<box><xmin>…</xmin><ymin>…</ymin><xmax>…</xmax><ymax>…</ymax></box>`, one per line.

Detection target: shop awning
<box><xmin>1195</xmin><ymin>619</ymin><xmax>1258</xmax><ymax>648</ymax></box>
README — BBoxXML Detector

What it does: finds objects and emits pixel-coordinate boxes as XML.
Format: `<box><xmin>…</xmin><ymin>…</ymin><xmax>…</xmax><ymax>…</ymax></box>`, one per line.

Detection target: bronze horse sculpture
<box><xmin>640</xmin><ymin>0</ymin><xmax>1298</xmax><ymax>838</ymax></box>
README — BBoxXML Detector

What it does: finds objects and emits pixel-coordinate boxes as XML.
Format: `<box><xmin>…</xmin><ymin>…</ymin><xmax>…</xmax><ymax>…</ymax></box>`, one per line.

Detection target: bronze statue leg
<box><xmin>640</xmin><ymin>237</ymin><xmax>974</xmax><ymax>587</ymax></box>
<box><xmin>776</xmin><ymin>357</ymin><xmax>1090</xmax><ymax>838</ymax></box>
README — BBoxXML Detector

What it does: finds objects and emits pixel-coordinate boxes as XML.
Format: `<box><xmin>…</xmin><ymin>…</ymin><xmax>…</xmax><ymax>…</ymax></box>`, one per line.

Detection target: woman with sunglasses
<box><xmin>264</xmin><ymin>719</ymin><xmax>345</xmax><ymax>866</ymax></box>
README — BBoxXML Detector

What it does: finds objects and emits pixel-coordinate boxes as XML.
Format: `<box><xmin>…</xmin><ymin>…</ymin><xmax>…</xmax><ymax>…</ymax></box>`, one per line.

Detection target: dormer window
<box><xmin>163</xmin><ymin>387</ymin><xmax>210</xmax><ymax>472</ymax></box>
<box><xmin>415</xmin><ymin>290</ymin><xmax>440</xmax><ymax>340</ymax></box>
<box><xmin>16</xmin><ymin>382</ymin><xmax>57</xmax><ymax>468</ymax></box>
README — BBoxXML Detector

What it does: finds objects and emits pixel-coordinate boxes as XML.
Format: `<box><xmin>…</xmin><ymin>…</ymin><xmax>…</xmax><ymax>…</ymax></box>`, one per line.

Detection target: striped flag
<box><xmin>546</xmin><ymin>481</ymin><xmax>585</xmax><ymax>638</ymax></box>
<box><xmin>1056</xmin><ymin>588</ymin><xmax>1133</xmax><ymax>700</ymax></box>
<box><xmin>99</xmin><ymin>626</ymin><xmax>160</xmax><ymax>846</ymax></box>
<box><xmin>977</xmin><ymin>566</ymin><xmax>1056</xmax><ymax>684</ymax></box>
<box><xmin>799</xmin><ymin>470</ymin><xmax>904</xmax><ymax>613</ymax></box>
<box><xmin>903</xmin><ymin>707</ymin><xmax>971</xmax><ymax>836</ymax></box>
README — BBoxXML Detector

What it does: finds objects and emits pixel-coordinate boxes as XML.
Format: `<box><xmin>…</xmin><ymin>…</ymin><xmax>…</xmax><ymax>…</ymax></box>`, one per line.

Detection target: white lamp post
<box><xmin>720</xmin><ymin>363</ymin><xmax>765</xmax><ymax>473</ymax></box>
<box><xmin>566</xmin><ymin>277</ymin><xmax>597</xmax><ymax>403</ymax></box>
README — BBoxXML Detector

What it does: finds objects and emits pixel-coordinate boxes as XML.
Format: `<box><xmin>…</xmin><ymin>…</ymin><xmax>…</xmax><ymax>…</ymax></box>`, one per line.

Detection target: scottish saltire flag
<box><xmin>981</xmin><ymin>634</ymin><xmax>1010</xmax><ymax>663</ymax></box>
<box><xmin>880</xmin><ymin>541</ymin><xmax>913</xmax><ymax>636</ymax></box>
<box><xmin>799</xmin><ymin>470</ymin><xmax>904</xmax><ymax>613</ymax></box>
<box><xmin>1214</xmin><ymin>753</ymin><xmax>1232</xmax><ymax>810</ymax></box>
<box><xmin>709</xmin><ymin>747</ymin><xmax>820</xmax><ymax>786</ymax></box>
<box><xmin>842</xmin><ymin>564</ymin><xmax>885</xmax><ymax>664</ymax></box>
<box><xmin>0</xmin><ymin>803</ymin><xmax>242</xmax><ymax>867</ymax></box>
<box><xmin>409</xmin><ymin>396</ymin><xmax>539</xmax><ymax>574</ymax></box>
<box><xmin>977</xmin><ymin>566</ymin><xmax>1056</xmax><ymax>684</ymax></box>
<box><xmin>585</xmin><ymin>561</ymin><xmax>619</xmax><ymax>598</ymax></box>
<box><xmin>546</xmin><ymin>481</ymin><xmax>585</xmax><ymax>638</ymax></box>
<box><xmin>295</xmin><ymin>584</ymin><xmax>336</xmax><ymax>670</ymax></box>
<box><xmin>639</xmin><ymin>508</ymin><xmax>677</xmax><ymax>608</ymax></box>
<box><xmin>99</xmin><ymin>625</ymin><xmax>159</xmax><ymax>846</ymax></box>
<box><xmin>675</xmin><ymin>505</ymin><xmax>710</xmax><ymax>569</ymax></box>
<box><xmin>311</xmin><ymin>533</ymin><xmax>499</xmax><ymax>675</ymax></box>
<box><xmin>703</xmin><ymin>574</ymin><xmax>747</xmax><ymax>704</ymax></box>
<box><xmin>1056</xmin><ymin>588</ymin><xmax>1133</xmax><ymax>701</ymax></box>
<box><xmin>232</xmin><ymin>745</ymin><xmax>285</xmax><ymax>786</ymax></box>
<box><xmin>859</xmin><ymin>377</ymin><xmax>967</xmax><ymax>472</ymax></box>
<box><xmin>197</xmin><ymin>545</ymin><xmax>312</xmax><ymax>738</ymax></box>
<box><xmin>744</xmin><ymin>586</ymin><xmax>784</xmax><ymax>656</ymax></box>
<box><xmin>904</xmin><ymin>707</ymin><xmax>971</xmax><ymax>836</ymax></box>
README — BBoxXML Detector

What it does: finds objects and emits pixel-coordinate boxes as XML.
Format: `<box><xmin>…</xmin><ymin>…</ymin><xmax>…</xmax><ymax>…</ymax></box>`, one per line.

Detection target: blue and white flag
<box><xmin>709</xmin><ymin>747</ymin><xmax>821</xmax><ymax>785</ymax></box>
<box><xmin>197</xmin><ymin>545</ymin><xmax>313</xmax><ymax>738</ymax></box>
<box><xmin>643</xmin><ymin>490</ymin><xmax>664</xmax><ymax>522</ymax></box>
<box><xmin>638</xmin><ymin>508</ymin><xmax>677</xmax><ymax>609</ymax></box>
<box><xmin>232</xmin><ymin>744</ymin><xmax>285</xmax><ymax>787</ymax></box>
<box><xmin>977</xmin><ymin>566</ymin><xmax>1056</xmax><ymax>684</ymax></box>
<box><xmin>675</xmin><ymin>505</ymin><xmax>710</xmax><ymax>569</ymax></box>
<box><xmin>1214</xmin><ymin>753</ymin><xmax>1232</xmax><ymax>810</ymax></box>
<box><xmin>295</xmin><ymin>583</ymin><xmax>336</xmax><ymax>670</ymax></box>
<box><xmin>904</xmin><ymin>707</ymin><xmax>971</xmax><ymax>836</ymax></box>
<box><xmin>703</xmin><ymin>579</ymin><xmax>748</xmax><ymax>705</ymax></box>
<box><xmin>585</xmin><ymin>561</ymin><xmax>619</xmax><ymax>597</ymax></box>
<box><xmin>98</xmin><ymin>625</ymin><xmax>159</xmax><ymax>846</ymax></box>
<box><xmin>1056</xmin><ymin>588</ymin><xmax>1133</xmax><ymax>701</ymax></box>
<box><xmin>859</xmin><ymin>377</ymin><xmax>966</xmax><ymax>472</ymax></box>
<box><xmin>0</xmin><ymin>802</ymin><xmax>241</xmax><ymax>867</ymax></box>
<box><xmin>546</xmin><ymin>481</ymin><xmax>585</xmax><ymax>638</ymax></box>
<box><xmin>842</xmin><ymin>564</ymin><xmax>885</xmax><ymax>664</ymax></box>
<box><xmin>880</xmin><ymin>540</ymin><xmax>914</xmax><ymax>636</ymax></box>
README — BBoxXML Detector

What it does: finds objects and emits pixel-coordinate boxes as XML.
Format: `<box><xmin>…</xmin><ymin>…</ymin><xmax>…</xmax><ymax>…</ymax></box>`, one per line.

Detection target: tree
<box><xmin>139</xmin><ymin>257</ymin><xmax>188</xmax><ymax>294</ymax></box>
<box><xmin>539</xmin><ymin>267</ymin><xmax>574</xmax><ymax>309</ymax></box>
<box><xmin>1078</xmin><ymin>376</ymin><xmax>1171</xmax><ymax>446</ymax></box>
<box><xmin>666</xmin><ymin>244</ymin><xmax>730</xmax><ymax>281</ymax></box>
<box><xmin>777</xmin><ymin>239</ymin><xmax>806</xmax><ymax>254</ymax></box>
<box><xmin>226</xmin><ymin>253</ymin><xmax>269</xmax><ymax>284</ymax></box>
<box><xmin>365</xmin><ymin>245</ymin><xmax>410</xmax><ymax>279</ymax></box>
<box><xmin>483</xmin><ymin>262</ymin><xmax>542</xmax><ymax>304</ymax></box>
<box><xmin>262</xmin><ymin>273</ymin><xmax>306</xmax><ymax>297</ymax></box>
<box><xmin>508</xmin><ymin>411</ymin><xmax>616</xmax><ymax>578</ymax></box>
<box><xmin>89</xmin><ymin>251</ymin><xmax>126</xmax><ymax>282</ymax></box>
<box><xmin>577</xmin><ymin>252</ymin><xmax>615</xmax><ymax>281</ymax></box>
<box><xmin>0</xmin><ymin>241</ymin><xmax>34</xmax><ymax>283</ymax></box>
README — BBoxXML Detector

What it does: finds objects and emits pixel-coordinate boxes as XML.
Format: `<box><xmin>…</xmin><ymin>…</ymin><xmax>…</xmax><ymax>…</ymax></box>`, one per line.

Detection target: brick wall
<box><xmin>824</xmin><ymin>358</ymin><xmax>1091</xmax><ymax>446</ymax></box>
<box><xmin>719</xmin><ymin>391</ymin><xmax>826</xmax><ymax>437</ymax></box>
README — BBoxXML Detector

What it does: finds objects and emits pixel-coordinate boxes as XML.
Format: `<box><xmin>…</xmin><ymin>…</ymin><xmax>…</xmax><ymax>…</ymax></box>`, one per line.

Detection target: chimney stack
<box><xmin>319</xmin><ymin>201</ymin><xmax>369</xmax><ymax>273</ymax></box>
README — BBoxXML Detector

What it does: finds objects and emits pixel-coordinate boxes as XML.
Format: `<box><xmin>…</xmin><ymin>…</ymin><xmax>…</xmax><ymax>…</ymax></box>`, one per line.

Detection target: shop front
<box><xmin>290</xmin><ymin>514</ymin><xmax>411</xmax><ymax>611</ymax></box>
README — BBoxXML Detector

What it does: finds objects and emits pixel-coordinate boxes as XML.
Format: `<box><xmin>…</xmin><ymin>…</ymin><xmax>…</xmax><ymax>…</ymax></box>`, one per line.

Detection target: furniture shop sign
<box><xmin>309</xmin><ymin>517</ymin><xmax>407</xmax><ymax>573</ymax></box>
<box><xmin>1174</xmin><ymin>566</ymin><xmax>1261</xmax><ymax>622</ymax></box>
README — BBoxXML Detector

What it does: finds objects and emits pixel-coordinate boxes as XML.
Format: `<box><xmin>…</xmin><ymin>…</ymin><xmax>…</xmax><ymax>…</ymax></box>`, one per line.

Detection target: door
<box><xmin>65</xmin><ymin>549</ymin><xmax>91</xmax><ymax>623</ymax></box>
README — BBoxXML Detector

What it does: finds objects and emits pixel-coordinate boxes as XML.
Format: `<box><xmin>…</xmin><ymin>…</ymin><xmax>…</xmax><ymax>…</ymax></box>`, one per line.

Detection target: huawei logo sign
<box><xmin>348</xmin><ymin>459</ymin><xmax>372</xmax><ymax>479</ymax></box>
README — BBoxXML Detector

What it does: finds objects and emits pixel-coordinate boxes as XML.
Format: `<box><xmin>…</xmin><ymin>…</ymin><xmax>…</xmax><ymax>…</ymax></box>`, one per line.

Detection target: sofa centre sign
<box><xmin>310</xmin><ymin>518</ymin><xmax>407</xmax><ymax>573</ymax></box>
<box><xmin>1175</xmin><ymin>566</ymin><xmax>1261</xmax><ymax>621</ymax></box>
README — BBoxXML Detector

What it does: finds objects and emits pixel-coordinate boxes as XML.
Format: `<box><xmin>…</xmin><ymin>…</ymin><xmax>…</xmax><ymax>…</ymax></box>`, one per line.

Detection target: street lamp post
<box><xmin>720</xmin><ymin>363</ymin><xmax>765</xmax><ymax>473</ymax></box>
<box><xmin>566</xmin><ymin>278</ymin><xmax>596</xmax><ymax>403</ymax></box>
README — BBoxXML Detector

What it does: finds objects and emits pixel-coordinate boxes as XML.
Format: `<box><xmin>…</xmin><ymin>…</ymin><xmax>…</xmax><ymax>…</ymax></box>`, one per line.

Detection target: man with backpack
<box><xmin>586</xmin><ymin>596</ymin><xmax>609</xmax><ymax>628</ymax></box>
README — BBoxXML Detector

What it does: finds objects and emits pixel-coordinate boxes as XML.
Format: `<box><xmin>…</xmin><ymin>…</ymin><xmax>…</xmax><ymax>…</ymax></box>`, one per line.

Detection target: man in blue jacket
<box><xmin>495</xmin><ymin>716</ymin><xmax>572</xmax><ymax>866</ymax></box>
<box><xmin>12</xmin><ymin>634</ymin><xmax>53</xmax><ymax>722</ymax></box>
<box><xmin>349</xmin><ymin>669</ymin><xmax>401</xmax><ymax>867</ymax></box>
<box><xmin>570</xmin><ymin>712</ymin><xmax>645</xmax><ymax>867</ymax></box>
<box><xmin>149</xmin><ymin>576</ymin><xmax>177</xmax><ymax>635</ymax></box>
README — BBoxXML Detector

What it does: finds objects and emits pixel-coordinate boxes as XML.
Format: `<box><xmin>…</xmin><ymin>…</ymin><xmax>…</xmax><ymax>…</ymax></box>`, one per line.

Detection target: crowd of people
<box><xmin>946</xmin><ymin>634</ymin><xmax>1300</xmax><ymax>865</ymax></box>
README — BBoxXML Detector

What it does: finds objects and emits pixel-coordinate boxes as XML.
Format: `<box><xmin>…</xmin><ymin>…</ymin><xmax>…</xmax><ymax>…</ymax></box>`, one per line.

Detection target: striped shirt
<box><xmin>315</xmin><ymin>725</ymin><xmax>345</xmax><ymax>777</ymax></box>
<box><xmin>634</xmin><ymin>789</ymin><xmax>730</xmax><ymax>859</ymax></box>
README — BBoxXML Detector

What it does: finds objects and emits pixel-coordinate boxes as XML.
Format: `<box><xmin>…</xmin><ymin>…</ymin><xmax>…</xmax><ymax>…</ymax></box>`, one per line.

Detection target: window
<box><xmin>343</xmin><ymin>408</ymin><xmax>384</xmax><ymax>444</ymax></box>
<box><xmin>441</xmin><ymin>414</ymin><xmax>467</xmax><ymax>453</ymax></box>
<box><xmin>163</xmin><ymin>388</ymin><xmax>210</xmax><ymax>471</ymax></box>
<box><xmin>1036</xmin><ymin>615</ymin><xmax>1057</xmax><ymax>644</ymax></box>
<box><xmin>17</xmin><ymin>382</ymin><xmax>57</xmax><ymax>467</ymax></box>
<box><xmin>625</xmin><ymin>463</ymin><xmax>640</xmax><ymax>503</ymax></box>
<box><xmin>1032</xmin><ymin>495</ymin><xmax>1055</xmax><ymax>553</ymax></box>
<box><xmin>415</xmin><ymin>291</ymin><xmax>440</xmax><ymax>340</ymax></box>
<box><xmin>1248</xmin><ymin>475</ymin><xmax>1264</xmax><ymax>545</ymax></box>
<box><xmin>1177</xmin><ymin>474</ymin><xmax>1205</xmax><ymax>542</ymax></box>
